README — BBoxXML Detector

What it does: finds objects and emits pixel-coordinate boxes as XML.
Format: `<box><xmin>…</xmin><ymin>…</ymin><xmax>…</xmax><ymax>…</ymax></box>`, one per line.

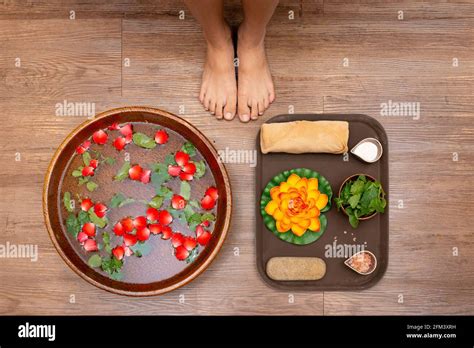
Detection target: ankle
<box><xmin>238</xmin><ymin>22</ymin><xmax>266</xmax><ymax>49</ymax></box>
<box><xmin>204</xmin><ymin>21</ymin><xmax>232</xmax><ymax>50</ymax></box>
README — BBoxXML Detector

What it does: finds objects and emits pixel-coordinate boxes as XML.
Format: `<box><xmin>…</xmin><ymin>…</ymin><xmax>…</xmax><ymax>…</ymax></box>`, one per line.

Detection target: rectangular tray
<box><xmin>256</xmin><ymin>114</ymin><xmax>389</xmax><ymax>291</ymax></box>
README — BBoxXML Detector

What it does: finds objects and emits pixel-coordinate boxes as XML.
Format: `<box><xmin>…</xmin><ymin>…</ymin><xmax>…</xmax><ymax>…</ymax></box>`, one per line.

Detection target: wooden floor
<box><xmin>0</xmin><ymin>0</ymin><xmax>473</xmax><ymax>315</ymax></box>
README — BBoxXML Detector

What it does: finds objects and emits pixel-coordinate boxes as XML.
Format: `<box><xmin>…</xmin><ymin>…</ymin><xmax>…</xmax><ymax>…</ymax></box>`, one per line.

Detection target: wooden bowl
<box><xmin>338</xmin><ymin>173</ymin><xmax>377</xmax><ymax>221</ymax></box>
<box><xmin>43</xmin><ymin>106</ymin><xmax>232</xmax><ymax>296</ymax></box>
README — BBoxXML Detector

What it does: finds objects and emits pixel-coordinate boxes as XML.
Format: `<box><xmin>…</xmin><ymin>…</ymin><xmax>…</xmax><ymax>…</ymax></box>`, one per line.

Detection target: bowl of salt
<box><xmin>350</xmin><ymin>138</ymin><xmax>383</xmax><ymax>163</ymax></box>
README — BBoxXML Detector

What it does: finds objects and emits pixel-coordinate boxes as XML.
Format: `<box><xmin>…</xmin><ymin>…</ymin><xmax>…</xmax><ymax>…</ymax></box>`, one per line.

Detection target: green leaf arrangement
<box><xmin>260</xmin><ymin>168</ymin><xmax>333</xmax><ymax>245</ymax></box>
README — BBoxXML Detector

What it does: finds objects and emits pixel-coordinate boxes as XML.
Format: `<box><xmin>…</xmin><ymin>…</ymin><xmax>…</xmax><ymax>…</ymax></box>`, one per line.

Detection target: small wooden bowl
<box><xmin>43</xmin><ymin>106</ymin><xmax>232</xmax><ymax>296</ymax></box>
<box><xmin>338</xmin><ymin>174</ymin><xmax>377</xmax><ymax>221</ymax></box>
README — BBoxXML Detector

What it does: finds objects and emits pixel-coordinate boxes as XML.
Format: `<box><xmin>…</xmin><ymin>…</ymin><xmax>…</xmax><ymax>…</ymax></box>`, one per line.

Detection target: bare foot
<box><xmin>199</xmin><ymin>24</ymin><xmax>237</xmax><ymax>120</ymax></box>
<box><xmin>236</xmin><ymin>24</ymin><xmax>275</xmax><ymax>122</ymax></box>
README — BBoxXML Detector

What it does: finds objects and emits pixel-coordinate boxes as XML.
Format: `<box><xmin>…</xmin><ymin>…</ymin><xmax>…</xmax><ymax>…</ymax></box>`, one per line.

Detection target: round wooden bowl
<box><xmin>338</xmin><ymin>173</ymin><xmax>377</xmax><ymax>221</ymax></box>
<box><xmin>43</xmin><ymin>106</ymin><xmax>232</xmax><ymax>296</ymax></box>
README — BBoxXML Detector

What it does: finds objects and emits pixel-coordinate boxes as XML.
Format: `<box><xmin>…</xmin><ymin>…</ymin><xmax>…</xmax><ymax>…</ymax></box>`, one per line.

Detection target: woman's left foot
<box><xmin>236</xmin><ymin>24</ymin><xmax>275</xmax><ymax>123</ymax></box>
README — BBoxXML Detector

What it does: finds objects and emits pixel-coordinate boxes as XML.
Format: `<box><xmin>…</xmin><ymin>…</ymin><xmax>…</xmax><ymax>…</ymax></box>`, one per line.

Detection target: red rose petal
<box><xmin>108</xmin><ymin>122</ymin><xmax>120</xmax><ymax>130</ymax></box>
<box><xmin>161</xmin><ymin>226</ymin><xmax>172</xmax><ymax>240</ymax></box>
<box><xmin>121</xmin><ymin>217</ymin><xmax>134</xmax><ymax>232</ymax></box>
<box><xmin>119</xmin><ymin>124</ymin><xmax>133</xmax><ymax>137</ymax></box>
<box><xmin>112</xmin><ymin>246</ymin><xmax>124</xmax><ymax>260</ymax></box>
<box><xmin>195</xmin><ymin>225</ymin><xmax>205</xmax><ymax>238</ymax></box>
<box><xmin>113</xmin><ymin>222</ymin><xmax>125</xmax><ymax>236</ymax></box>
<box><xmin>82</xmin><ymin>222</ymin><xmax>96</xmax><ymax>237</ymax></box>
<box><xmin>92</xmin><ymin>129</ymin><xmax>108</xmax><ymax>145</ymax></box>
<box><xmin>183</xmin><ymin>236</ymin><xmax>197</xmax><ymax>251</ymax></box>
<box><xmin>83</xmin><ymin>239</ymin><xmax>98</xmax><ymax>252</ymax></box>
<box><xmin>168</xmin><ymin>165</ymin><xmax>181</xmax><ymax>177</ymax></box>
<box><xmin>159</xmin><ymin>210</ymin><xmax>173</xmax><ymax>226</ymax></box>
<box><xmin>149</xmin><ymin>223</ymin><xmax>162</xmax><ymax>235</ymax></box>
<box><xmin>129</xmin><ymin>165</ymin><xmax>143</xmax><ymax>181</ymax></box>
<box><xmin>155</xmin><ymin>129</ymin><xmax>169</xmax><ymax>145</ymax></box>
<box><xmin>205</xmin><ymin>186</ymin><xmax>219</xmax><ymax>201</ymax></box>
<box><xmin>89</xmin><ymin>159</ymin><xmax>99</xmax><ymax>169</ymax></box>
<box><xmin>123</xmin><ymin>245</ymin><xmax>133</xmax><ymax>256</ymax></box>
<box><xmin>171</xmin><ymin>194</ymin><xmax>186</xmax><ymax>210</ymax></box>
<box><xmin>171</xmin><ymin>232</ymin><xmax>184</xmax><ymax>248</ymax></box>
<box><xmin>197</xmin><ymin>230</ymin><xmax>212</xmax><ymax>246</ymax></box>
<box><xmin>140</xmin><ymin>169</ymin><xmax>151</xmax><ymax>184</ymax></box>
<box><xmin>200</xmin><ymin>194</ymin><xmax>216</xmax><ymax>210</ymax></box>
<box><xmin>136</xmin><ymin>227</ymin><xmax>151</xmax><ymax>241</ymax></box>
<box><xmin>179</xmin><ymin>172</ymin><xmax>194</xmax><ymax>181</ymax></box>
<box><xmin>113</xmin><ymin>136</ymin><xmax>126</xmax><ymax>151</ymax></box>
<box><xmin>123</xmin><ymin>234</ymin><xmax>137</xmax><ymax>246</ymax></box>
<box><xmin>77</xmin><ymin>231</ymin><xmax>89</xmax><ymax>244</ymax></box>
<box><xmin>93</xmin><ymin>203</ymin><xmax>107</xmax><ymax>218</ymax></box>
<box><xmin>146</xmin><ymin>207</ymin><xmax>160</xmax><ymax>222</ymax></box>
<box><xmin>175</xmin><ymin>245</ymin><xmax>189</xmax><ymax>261</ymax></box>
<box><xmin>133</xmin><ymin>216</ymin><xmax>147</xmax><ymax>229</ymax></box>
<box><xmin>82</xmin><ymin>166</ymin><xmax>95</xmax><ymax>177</ymax></box>
<box><xmin>182</xmin><ymin>162</ymin><xmax>196</xmax><ymax>175</ymax></box>
<box><xmin>81</xmin><ymin>198</ymin><xmax>93</xmax><ymax>212</ymax></box>
<box><xmin>175</xmin><ymin>151</ymin><xmax>189</xmax><ymax>166</ymax></box>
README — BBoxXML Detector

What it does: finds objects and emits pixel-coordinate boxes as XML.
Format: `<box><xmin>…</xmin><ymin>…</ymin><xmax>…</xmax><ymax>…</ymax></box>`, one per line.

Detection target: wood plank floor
<box><xmin>0</xmin><ymin>0</ymin><xmax>473</xmax><ymax>315</ymax></box>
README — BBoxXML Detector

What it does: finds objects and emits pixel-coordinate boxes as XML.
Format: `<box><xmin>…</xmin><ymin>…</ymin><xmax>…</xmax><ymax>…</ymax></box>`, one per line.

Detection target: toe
<box><xmin>263</xmin><ymin>96</ymin><xmax>270</xmax><ymax>110</ymax></box>
<box><xmin>250</xmin><ymin>100</ymin><xmax>259</xmax><ymax>120</ymax></box>
<box><xmin>215</xmin><ymin>100</ymin><xmax>224</xmax><ymax>119</ymax></box>
<box><xmin>269</xmin><ymin>90</ymin><xmax>275</xmax><ymax>103</ymax></box>
<box><xmin>203</xmin><ymin>97</ymin><xmax>211</xmax><ymax>111</ymax></box>
<box><xmin>238</xmin><ymin>96</ymin><xmax>251</xmax><ymax>123</ymax></box>
<box><xmin>258</xmin><ymin>100</ymin><xmax>265</xmax><ymax>116</ymax></box>
<box><xmin>199</xmin><ymin>87</ymin><xmax>205</xmax><ymax>104</ymax></box>
<box><xmin>223</xmin><ymin>95</ymin><xmax>236</xmax><ymax>120</ymax></box>
<box><xmin>209</xmin><ymin>100</ymin><xmax>217</xmax><ymax>115</ymax></box>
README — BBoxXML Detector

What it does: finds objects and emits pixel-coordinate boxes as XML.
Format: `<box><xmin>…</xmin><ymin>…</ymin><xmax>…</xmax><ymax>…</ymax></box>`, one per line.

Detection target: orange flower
<box><xmin>264</xmin><ymin>173</ymin><xmax>328</xmax><ymax>236</ymax></box>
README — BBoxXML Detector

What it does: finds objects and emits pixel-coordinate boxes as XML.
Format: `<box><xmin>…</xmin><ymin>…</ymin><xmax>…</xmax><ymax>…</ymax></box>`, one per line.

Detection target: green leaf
<box><xmin>102</xmin><ymin>231</ymin><xmax>110</xmax><ymax>245</ymax></box>
<box><xmin>132</xmin><ymin>132</ymin><xmax>156</xmax><ymax>149</ymax></box>
<box><xmin>164</xmin><ymin>154</ymin><xmax>175</xmax><ymax>165</ymax></box>
<box><xmin>101</xmin><ymin>256</ymin><xmax>123</xmax><ymax>276</ymax></box>
<box><xmin>260</xmin><ymin>168</ymin><xmax>332</xmax><ymax>246</ymax></box>
<box><xmin>148</xmin><ymin>195</ymin><xmax>164</xmax><ymax>209</ymax></box>
<box><xmin>156</xmin><ymin>185</ymin><xmax>173</xmax><ymax>200</ymax></box>
<box><xmin>185</xmin><ymin>247</ymin><xmax>199</xmax><ymax>264</ymax></box>
<box><xmin>77</xmin><ymin>210</ymin><xmax>90</xmax><ymax>225</ymax></box>
<box><xmin>89</xmin><ymin>210</ymin><xmax>107</xmax><ymax>228</ymax></box>
<box><xmin>110</xmin><ymin>193</ymin><xmax>135</xmax><ymax>208</ymax></box>
<box><xmin>201</xmin><ymin>213</ymin><xmax>215</xmax><ymax>222</ymax></box>
<box><xmin>87</xmin><ymin>254</ymin><xmax>102</xmax><ymax>268</ymax></box>
<box><xmin>151</xmin><ymin>163</ymin><xmax>171</xmax><ymax>189</ymax></box>
<box><xmin>181</xmin><ymin>142</ymin><xmax>196</xmax><ymax>156</ymax></box>
<box><xmin>104</xmin><ymin>157</ymin><xmax>116</xmax><ymax>165</ymax></box>
<box><xmin>65</xmin><ymin>214</ymin><xmax>80</xmax><ymax>237</ymax></box>
<box><xmin>348</xmin><ymin>193</ymin><xmax>361</xmax><ymax>209</ymax></box>
<box><xmin>349</xmin><ymin>213</ymin><xmax>359</xmax><ymax>228</ymax></box>
<box><xmin>350</xmin><ymin>179</ymin><xmax>365</xmax><ymax>195</ymax></box>
<box><xmin>63</xmin><ymin>192</ymin><xmax>74</xmax><ymax>213</ymax></box>
<box><xmin>82</xmin><ymin>152</ymin><xmax>92</xmax><ymax>166</ymax></box>
<box><xmin>110</xmin><ymin>271</ymin><xmax>123</xmax><ymax>281</ymax></box>
<box><xmin>193</xmin><ymin>160</ymin><xmax>206</xmax><ymax>178</ymax></box>
<box><xmin>114</xmin><ymin>161</ymin><xmax>131</xmax><ymax>181</ymax></box>
<box><xmin>78</xmin><ymin>177</ymin><xmax>89</xmax><ymax>185</ymax></box>
<box><xmin>72</xmin><ymin>169</ymin><xmax>83</xmax><ymax>177</ymax></box>
<box><xmin>130</xmin><ymin>242</ymin><xmax>152</xmax><ymax>258</ymax></box>
<box><xmin>189</xmin><ymin>200</ymin><xmax>200</xmax><ymax>209</ymax></box>
<box><xmin>180</xmin><ymin>181</ymin><xmax>191</xmax><ymax>200</ymax></box>
<box><xmin>183</xmin><ymin>205</ymin><xmax>195</xmax><ymax>220</ymax></box>
<box><xmin>188</xmin><ymin>213</ymin><xmax>202</xmax><ymax>231</ymax></box>
<box><xmin>86</xmin><ymin>181</ymin><xmax>98</xmax><ymax>192</ymax></box>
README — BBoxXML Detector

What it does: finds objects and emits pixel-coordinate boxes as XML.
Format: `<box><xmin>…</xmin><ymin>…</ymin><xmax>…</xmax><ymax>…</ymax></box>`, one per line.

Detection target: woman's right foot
<box><xmin>199</xmin><ymin>23</ymin><xmax>237</xmax><ymax>120</ymax></box>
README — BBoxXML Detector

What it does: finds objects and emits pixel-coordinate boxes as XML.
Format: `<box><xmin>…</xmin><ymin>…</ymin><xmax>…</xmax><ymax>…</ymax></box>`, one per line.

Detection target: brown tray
<box><xmin>256</xmin><ymin>114</ymin><xmax>389</xmax><ymax>291</ymax></box>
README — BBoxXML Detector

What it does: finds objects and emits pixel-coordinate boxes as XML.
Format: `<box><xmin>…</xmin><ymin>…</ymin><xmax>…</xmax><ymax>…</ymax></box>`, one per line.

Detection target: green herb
<box><xmin>150</xmin><ymin>163</ymin><xmax>170</xmax><ymax>188</ymax></box>
<box><xmin>185</xmin><ymin>247</ymin><xmax>199</xmax><ymax>264</ymax></box>
<box><xmin>114</xmin><ymin>161</ymin><xmax>131</xmax><ymax>181</ymax></box>
<box><xmin>82</xmin><ymin>152</ymin><xmax>92</xmax><ymax>166</ymax></box>
<box><xmin>110</xmin><ymin>193</ymin><xmax>135</xmax><ymax>208</ymax></box>
<box><xmin>86</xmin><ymin>181</ymin><xmax>98</xmax><ymax>192</ymax></box>
<box><xmin>130</xmin><ymin>242</ymin><xmax>152</xmax><ymax>258</ymax></box>
<box><xmin>157</xmin><ymin>186</ymin><xmax>173</xmax><ymax>200</ymax></box>
<box><xmin>101</xmin><ymin>256</ymin><xmax>123</xmax><ymax>277</ymax></box>
<box><xmin>63</xmin><ymin>192</ymin><xmax>74</xmax><ymax>213</ymax></box>
<box><xmin>181</xmin><ymin>142</ymin><xmax>196</xmax><ymax>156</ymax></box>
<box><xmin>132</xmin><ymin>132</ymin><xmax>156</xmax><ymax>149</ymax></box>
<box><xmin>77</xmin><ymin>210</ymin><xmax>90</xmax><ymax>225</ymax></box>
<box><xmin>189</xmin><ymin>200</ymin><xmax>200</xmax><ymax>209</ymax></box>
<box><xmin>78</xmin><ymin>177</ymin><xmax>89</xmax><ymax>185</ymax></box>
<box><xmin>201</xmin><ymin>213</ymin><xmax>215</xmax><ymax>222</ymax></box>
<box><xmin>188</xmin><ymin>213</ymin><xmax>202</xmax><ymax>231</ymax></box>
<box><xmin>72</xmin><ymin>169</ymin><xmax>83</xmax><ymax>177</ymax></box>
<box><xmin>102</xmin><ymin>232</ymin><xmax>112</xmax><ymax>253</ymax></box>
<box><xmin>87</xmin><ymin>254</ymin><xmax>102</xmax><ymax>268</ymax></box>
<box><xmin>104</xmin><ymin>157</ymin><xmax>116</xmax><ymax>165</ymax></box>
<box><xmin>168</xmin><ymin>208</ymin><xmax>187</xmax><ymax>225</ymax></box>
<box><xmin>180</xmin><ymin>181</ymin><xmax>191</xmax><ymax>200</ymax></box>
<box><xmin>110</xmin><ymin>271</ymin><xmax>124</xmax><ymax>281</ymax></box>
<box><xmin>193</xmin><ymin>160</ymin><xmax>206</xmax><ymax>178</ymax></box>
<box><xmin>335</xmin><ymin>175</ymin><xmax>386</xmax><ymax>228</ymax></box>
<box><xmin>65</xmin><ymin>214</ymin><xmax>81</xmax><ymax>237</ymax></box>
<box><xmin>164</xmin><ymin>154</ymin><xmax>175</xmax><ymax>165</ymax></box>
<box><xmin>89</xmin><ymin>210</ymin><xmax>107</xmax><ymax>228</ymax></box>
<box><xmin>148</xmin><ymin>195</ymin><xmax>164</xmax><ymax>209</ymax></box>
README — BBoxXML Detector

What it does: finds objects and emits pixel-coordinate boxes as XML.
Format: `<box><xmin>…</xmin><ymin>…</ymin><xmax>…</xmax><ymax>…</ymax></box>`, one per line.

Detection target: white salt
<box><xmin>352</xmin><ymin>141</ymin><xmax>378</xmax><ymax>162</ymax></box>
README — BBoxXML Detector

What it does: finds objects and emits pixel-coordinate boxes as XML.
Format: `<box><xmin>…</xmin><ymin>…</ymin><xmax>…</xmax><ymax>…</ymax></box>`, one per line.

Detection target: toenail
<box><xmin>241</xmin><ymin>114</ymin><xmax>250</xmax><ymax>122</ymax></box>
<box><xmin>225</xmin><ymin>112</ymin><xmax>232</xmax><ymax>119</ymax></box>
